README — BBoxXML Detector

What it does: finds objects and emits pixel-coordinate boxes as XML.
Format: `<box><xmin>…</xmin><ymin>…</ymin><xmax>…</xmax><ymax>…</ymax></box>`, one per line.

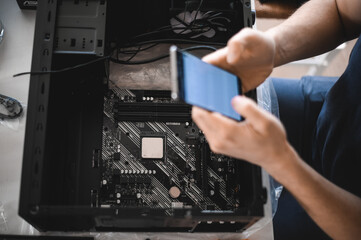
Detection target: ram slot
<box><xmin>113</xmin><ymin>102</ymin><xmax>191</xmax><ymax>122</ymax></box>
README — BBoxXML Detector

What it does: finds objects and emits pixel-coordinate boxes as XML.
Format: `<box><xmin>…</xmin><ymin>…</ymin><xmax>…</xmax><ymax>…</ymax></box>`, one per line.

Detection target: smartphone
<box><xmin>170</xmin><ymin>46</ymin><xmax>242</xmax><ymax>121</ymax></box>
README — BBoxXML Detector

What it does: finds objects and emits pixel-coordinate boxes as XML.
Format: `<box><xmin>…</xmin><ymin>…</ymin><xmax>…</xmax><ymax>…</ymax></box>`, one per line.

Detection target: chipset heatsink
<box><xmin>141</xmin><ymin>136</ymin><xmax>165</xmax><ymax>159</ymax></box>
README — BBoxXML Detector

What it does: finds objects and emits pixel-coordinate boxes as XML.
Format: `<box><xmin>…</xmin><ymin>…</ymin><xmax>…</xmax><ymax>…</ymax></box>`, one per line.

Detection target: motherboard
<box><xmin>99</xmin><ymin>86</ymin><xmax>247</xmax><ymax>213</ymax></box>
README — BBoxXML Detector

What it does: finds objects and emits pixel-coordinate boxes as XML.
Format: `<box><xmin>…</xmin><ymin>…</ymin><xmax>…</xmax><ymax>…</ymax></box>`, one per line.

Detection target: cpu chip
<box><xmin>141</xmin><ymin>137</ymin><xmax>164</xmax><ymax>159</ymax></box>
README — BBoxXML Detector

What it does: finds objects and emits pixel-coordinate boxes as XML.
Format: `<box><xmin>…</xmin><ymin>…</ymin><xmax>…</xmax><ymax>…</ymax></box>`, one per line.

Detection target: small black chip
<box><xmin>113</xmin><ymin>152</ymin><xmax>121</xmax><ymax>161</ymax></box>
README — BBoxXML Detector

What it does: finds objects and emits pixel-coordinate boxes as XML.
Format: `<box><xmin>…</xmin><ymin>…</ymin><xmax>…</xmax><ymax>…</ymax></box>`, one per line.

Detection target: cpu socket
<box><xmin>140</xmin><ymin>135</ymin><xmax>166</xmax><ymax>160</ymax></box>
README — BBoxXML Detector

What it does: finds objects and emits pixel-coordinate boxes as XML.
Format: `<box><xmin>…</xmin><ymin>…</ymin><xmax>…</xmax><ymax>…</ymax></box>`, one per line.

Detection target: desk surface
<box><xmin>0</xmin><ymin>0</ymin><xmax>273</xmax><ymax>238</ymax></box>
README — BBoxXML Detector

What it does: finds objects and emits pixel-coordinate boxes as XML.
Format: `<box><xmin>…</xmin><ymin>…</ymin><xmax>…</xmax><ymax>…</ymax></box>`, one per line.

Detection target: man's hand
<box><xmin>203</xmin><ymin>28</ymin><xmax>275</xmax><ymax>92</ymax></box>
<box><xmin>192</xmin><ymin>96</ymin><xmax>289</xmax><ymax>171</ymax></box>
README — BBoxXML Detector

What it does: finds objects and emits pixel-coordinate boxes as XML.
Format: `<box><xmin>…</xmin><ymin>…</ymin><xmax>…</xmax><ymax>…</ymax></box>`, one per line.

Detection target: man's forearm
<box><xmin>266</xmin><ymin>144</ymin><xmax>361</xmax><ymax>240</ymax></box>
<box><xmin>265</xmin><ymin>0</ymin><xmax>346</xmax><ymax>67</ymax></box>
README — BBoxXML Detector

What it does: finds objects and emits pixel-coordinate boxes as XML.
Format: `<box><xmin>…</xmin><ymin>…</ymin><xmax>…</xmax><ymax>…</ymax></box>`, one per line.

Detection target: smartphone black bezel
<box><xmin>171</xmin><ymin>46</ymin><xmax>243</xmax><ymax>121</ymax></box>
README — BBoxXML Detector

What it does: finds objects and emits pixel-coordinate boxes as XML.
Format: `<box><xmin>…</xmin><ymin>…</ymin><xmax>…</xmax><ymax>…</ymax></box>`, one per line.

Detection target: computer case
<box><xmin>19</xmin><ymin>0</ymin><xmax>266</xmax><ymax>232</ymax></box>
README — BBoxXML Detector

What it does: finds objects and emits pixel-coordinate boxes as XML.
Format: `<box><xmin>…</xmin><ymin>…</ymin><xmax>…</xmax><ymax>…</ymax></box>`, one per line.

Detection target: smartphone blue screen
<box><xmin>182</xmin><ymin>52</ymin><xmax>241</xmax><ymax>121</ymax></box>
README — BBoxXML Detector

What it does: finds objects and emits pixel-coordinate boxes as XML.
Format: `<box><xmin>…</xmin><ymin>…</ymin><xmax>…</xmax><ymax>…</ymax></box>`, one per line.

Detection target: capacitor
<box><xmin>102</xmin><ymin>179</ymin><xmax>107</xmax><ymax>185</ymax></box>
<box><xmin>116</xmin><ymin>193</ymin><xmax>121</xmax><ymax>198</ymax></box>
<box><xmin>136</xmin><ymin>193</ymin><xmax>142</xmax><ymax>199</ymax></box>
<box><xmin>169</xmin><ymin>186</ymin><xmax>181</xmax><ymax>199</ymax></box>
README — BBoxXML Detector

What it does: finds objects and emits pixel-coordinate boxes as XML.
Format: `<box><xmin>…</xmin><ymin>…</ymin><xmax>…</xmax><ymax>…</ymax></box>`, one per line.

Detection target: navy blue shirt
<box><xmin>313</xmin><ymin>36</ymin><xmax>361</xmax><ymax>198</ymax></box>
<box><xmin>272</xmin><ymin>36</ymin><xmax>361</xmax><ymax>240</ymax></box>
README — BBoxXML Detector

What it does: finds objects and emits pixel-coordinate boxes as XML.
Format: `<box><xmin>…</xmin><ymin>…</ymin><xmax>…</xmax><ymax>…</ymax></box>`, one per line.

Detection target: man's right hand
<box><xmin>202</xmin><ymin>28</ymin><xmax>276</xmax><ymax>92</ymax></box>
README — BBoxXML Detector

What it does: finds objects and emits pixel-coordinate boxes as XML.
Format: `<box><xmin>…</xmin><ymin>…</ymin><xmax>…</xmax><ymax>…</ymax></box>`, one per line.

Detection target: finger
<box><xmin>231</xmin><ymin>96</ymin><xmax>271</xmax><ymax>132</ymax></box>
<box><xmin>201</xmin><ymin>47</ymin><xmax>233</xmax><ymax>73</ymax></box>
<box><xmin>191</xmin><ymin>106</ymin><xmax>217</xmax><ymax>132</ymax></box>
<box><xmin>202</xmin><ymin>47</ymin><xmax>227</xmax><ymax>64</ymax></box>
<box><xmin>192</xmin><ymin>107</ymin><xmax>235</xmax><ymax>133</ymax></box>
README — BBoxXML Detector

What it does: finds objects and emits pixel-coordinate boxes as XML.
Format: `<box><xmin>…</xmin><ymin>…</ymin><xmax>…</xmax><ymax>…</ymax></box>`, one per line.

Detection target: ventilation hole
<box><xmin>38</xmin><ymin>105</ymin><xmax>45</xmax><ymax>112</ymax></box>
<box><xmin>44</xmin><ymin>33</ymin><xmax>50</xmax><ymax>41</ymax></box>
<box><xmin>70</xmin><ymin>38</ymin><xmax>76</xmax><ymax>47</ymax></box>
<box><xmin>30</xmin><ymin>205</ymin><xmax>39</xmax><ymax>215</ymax></box>
<box><xmin>40</xmin><ymin>82</ymin><xmax>45</xmax><ymax>94</ymax></box>
<box><xmin>74</xmin><ymin>0</ymin><xmax>79</xmax><ymax>4</ymax></box>
<box><xmin>97</xmin><ymin>39</ymin><xmax>103</xmax><ymax>47</ymax></box>
<box><xmin>47</xmin><ymin>11</ymin><xmax>51</xmax><ymax>22</ymax></box>
<box><xmin>34</xmin><ymin>161</ymin><xmax>39</xmax><ymax>174</ymax></box>
<box><xmin>36</xmin><ymin>123</ymin><xmax>43</xmax><ymax>131</ymax></box>
<box><xmin>42</xmin><ymin>67</ymin><xmax>47</xmax><ymax>72</ymax></box>
<box><xmin>43</xmin><ymin>49</ymin><xmax>49</xmax><ymax>56</ymax></box>
<box><xmin>175</xmin><ymin>133</ymin><xmax>179</xmax><ymax>137</ymax></box>
<box><xmin>54</xmin><ymin>37</ymin><xmax>59</xmax><ymax>49</ymax></box>
<box><xmin>125</xmin><ymin>132</ymin><xmax>130</xmax><ymax>136</ymax></box>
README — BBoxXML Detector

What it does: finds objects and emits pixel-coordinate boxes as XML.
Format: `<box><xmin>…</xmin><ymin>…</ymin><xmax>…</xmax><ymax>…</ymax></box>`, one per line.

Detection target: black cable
<box><xmin>193</xmin><ymin>0</ymin><xmax>204</xmax><ymax>27</ymax></box>
<box><xmin>110</xmin><ymin>45</ymin><xmax>217</xmax><ymax>65</ymax></box>
<box><xmin>131</xmin><ymin>26</ymin><xmax>174</xmax><ymax>40</ymax></box>
<box><xmin>181</xmin><ymin>45</ymin><xmax>217</xmax><ymax>52</ymax></box>
<box><xmin>110</xmin><ymin>54</ymin><xmax>169</xmax><ymax>65</ymax></box>
<box><xmin>173</xmin><ymin>18</ymin><xmax>212</xmax><ymax>36</ymax></box>
<box><xmin>13</xmin><ymin>55</ymin><xmax>110</xmax><ymax>77</ymax></box>
<box><xmin>118</xmin><ymin>43</ymin><xmax>158</xmax><ymax>55</ymax></box>
<box><xmin>122</xmin><ymin>38</ymin><xmax>226</xmax><ymax>48</ymax></box>
<box><xmin>124</xmin><ymin>45</ymin><xmax>141</xmax><ymax>62</ymax></box>
<box><xmin>130</xmin><ymin>22</ymin><xmax>214</xmax><ymax>41</ymax></box>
